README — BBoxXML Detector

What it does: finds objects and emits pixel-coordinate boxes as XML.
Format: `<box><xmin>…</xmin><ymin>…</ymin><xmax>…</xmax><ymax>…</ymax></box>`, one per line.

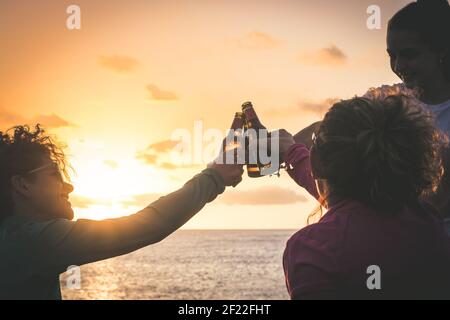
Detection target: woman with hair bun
<box><xmin>278</xmin><ymin>95</ymin><xmax>450</xmax><ymax>299</ymax></box>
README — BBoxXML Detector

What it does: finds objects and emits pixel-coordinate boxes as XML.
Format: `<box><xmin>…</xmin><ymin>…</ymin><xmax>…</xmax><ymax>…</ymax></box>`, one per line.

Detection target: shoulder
<box><xmin>0</xmin><ymin>216</ymin><xmax>75</xmax><ymax>243</ymax></box>
<box><xmin>283</xmin><ymin>203</ymin><xmax>357</xmax><ymax>298</ymax></box>
<box><xmin>285</xmin><ymin>199</ymin><xmax>372</xmax><ymax>264</ymax></box>
<box><xmin>285</xmin><ymin>202</ymin><xmax>353</xmax><ymax>268</ymax></box>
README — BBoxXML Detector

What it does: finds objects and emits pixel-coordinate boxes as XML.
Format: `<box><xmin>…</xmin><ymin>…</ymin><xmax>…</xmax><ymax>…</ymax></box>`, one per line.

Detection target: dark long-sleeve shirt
<box><xmin>283</xmin><ymin>143</ymin><xmax>450</xmax><ymax>299</ymax></box>
<box><xmin>0</xmin><ymin>168</ymin><xmax>225</xmax><ymax>300</ymax></box>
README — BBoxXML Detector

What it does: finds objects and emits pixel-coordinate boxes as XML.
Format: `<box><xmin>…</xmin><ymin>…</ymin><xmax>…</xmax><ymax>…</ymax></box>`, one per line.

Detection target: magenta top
<box><xmin>283</xmin><ymin>143</ymin><xmax>450</xmax><ymax>299</ymax></box>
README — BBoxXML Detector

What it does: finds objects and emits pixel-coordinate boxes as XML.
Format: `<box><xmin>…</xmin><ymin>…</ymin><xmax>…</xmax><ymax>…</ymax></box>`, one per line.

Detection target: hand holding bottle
<box><xmin>249</xmin><ymin>129</ymin><xmax>295</xmax><ymax>164</ymax></box>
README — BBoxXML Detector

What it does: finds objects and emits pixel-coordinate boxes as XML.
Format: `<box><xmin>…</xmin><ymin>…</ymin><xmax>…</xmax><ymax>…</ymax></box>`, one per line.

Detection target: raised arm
<box><xmin>285</xmin><ymin>143</ymin><xmax>319</xmax><ymax>201</ymax></box>
<box><xmin>21</xmin><ymin>166</ymin><xmax>242</xmax><ymax>275</ymax></box>
<box><xmin>293</xmin><ymin>121</ymin><xmax>322</xmax><ymax>149</ymax></box>
<box><xmin>277</xmin><ymin>129</ymin><xmax>319</xmax><ymax>201</ymax></box>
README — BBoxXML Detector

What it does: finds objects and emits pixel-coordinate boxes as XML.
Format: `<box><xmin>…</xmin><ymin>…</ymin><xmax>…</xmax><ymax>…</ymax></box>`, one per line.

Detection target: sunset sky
<box><xmin>0</xmin><ymin>0</ymin><xmax>412</xmax><ymax>229</ymax></box>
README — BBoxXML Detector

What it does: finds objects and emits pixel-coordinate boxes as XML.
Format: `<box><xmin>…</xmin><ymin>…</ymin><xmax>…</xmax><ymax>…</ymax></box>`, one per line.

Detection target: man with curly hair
<box><xmin>0</xmin><ymin>125</ymin><xmax>244</xmax><ymax>299</ymax></box>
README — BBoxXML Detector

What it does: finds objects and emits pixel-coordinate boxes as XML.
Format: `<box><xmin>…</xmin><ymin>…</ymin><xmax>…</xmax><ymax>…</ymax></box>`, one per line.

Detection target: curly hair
<box><xmin>313</xmin><ymin>95</ymin><xmax>448</xmax><ymax>214</ymax></box>
<box><xmin>0</xmin><ymin>124</ymin><xmax>71</xmax><ymax>222</ymax></box>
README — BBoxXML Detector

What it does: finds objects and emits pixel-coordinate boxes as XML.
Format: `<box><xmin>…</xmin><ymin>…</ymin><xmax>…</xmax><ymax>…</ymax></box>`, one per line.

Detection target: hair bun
<box><xmin>417</xmin><ymin>0</ymin><xmax>449</xmax><ymax>10</ymax></box>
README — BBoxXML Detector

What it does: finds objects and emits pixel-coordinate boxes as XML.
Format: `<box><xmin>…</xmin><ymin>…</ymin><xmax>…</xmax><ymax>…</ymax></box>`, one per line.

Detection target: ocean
<box><xmin>60</xmin><ymin>230</ymin><xmax>296</xmax><ymax>300</ymax></box>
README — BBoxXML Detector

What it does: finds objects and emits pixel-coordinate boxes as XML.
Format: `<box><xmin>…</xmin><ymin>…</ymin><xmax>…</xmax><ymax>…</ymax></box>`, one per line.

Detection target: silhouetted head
<box><xmin>0</xmin><ymin>125</ymin><xmax>74</xmax><ymax>223</ymax></box>
<box><xmin>310</xmin><ymin>95</ymin><xmax>447</xmax><ymax>213</ymax></box>
<box><xmin>387</xmin><ymin>0</ymin><xmax>450</xmax><ymax>91</ymax></box>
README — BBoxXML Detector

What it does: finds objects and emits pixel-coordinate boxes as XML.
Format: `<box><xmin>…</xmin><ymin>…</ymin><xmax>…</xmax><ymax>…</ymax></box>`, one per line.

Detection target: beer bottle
<box><xmin>222</xmin><ymin>112</ymin><xmax>245</xmax><ymax>164</ymax></box>
<box><xmin>241</xmin><ymin>101</ymin><xmax>273</xmax><ymax>177</ymax></box>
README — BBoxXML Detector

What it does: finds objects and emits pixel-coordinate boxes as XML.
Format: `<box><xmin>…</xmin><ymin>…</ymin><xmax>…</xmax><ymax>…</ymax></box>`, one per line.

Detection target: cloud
<box><xmin>121</xmin><ymin>187</ymin><xmax>309</xmax><ymax>208</ymax></box>
<box><xmin>298</xmin><ymin>98</ymin><xmax>340</xmax><ymax>116</ymax></box>
<box><xmin>69</xmin><ymin>195</ymin><xmax>99</xmax><ymax>209</ymax></box>
<box><xmin>146</xmin><ymin>84</ymin><xmax>179</xmax><ymax>101</ymax></box>
<box><xmin>70</xmin><ymin>195</ymin><xmax>121</xmax><ymax>209</ymax></box>
<box><xmin>136</xmin><ymin>152</ymin><xmax>159</xmax><ymax>165</ymax></box>
<box><xmin>71</xmin><ymin>193</ymin><xmax>170</xmax><ymax>210</ymax></box>
<box><xmin>136</xmin><ymin>139</ymin><xmax>202</xmax><ymax>170</ymax></box>
<box><xmin>0</xmin><ymin>108</ymin><xmax>26</xmax><ymax>126</ymax></box>
<box><xmin>219</xmin><ymin>186</ymin><xmax>308</xmax><ymax>206</ymax></box>
<box><xmin>31</xmin><ymin>114</ymin><xmax>76</xmax><ymax>129</ymax></box>
<box><xmin>299</xmin><ymin>45</ymin><xmax>347</xmax><ymax>66</ymax></box>
<box><xmin>236</xmin><ymin>31</ymin><xmax>282</xmax><ymax>50</ymax></box>
<box><xmin>147</xmin><ymin>140</ymin><xmax>181</xmax><ymax>153</ymax></box>
<box><xmin>103</xmin><ymin>160</ymin><xmax>119</xmax><ymax>169</ymax></box>
<box><xmin>0</xmin><ymin>108</ymin><xmax>75</xmax><ymax>130</ymax></box>
<box><xmin>159</xmin><ymin>162</ymin><xmax>178</xmax><ymax>170</ymax></box>
<box><xmin>158</xmin><ymin>162</ymin><xmax>201</xmax><ymax>170</ymax></box>
<box><xmin>137</xmin><ymin>152</ymin><xmax>201</xmax><ymax>170</ymax></box>
<box><xmin>98</xmin><ymin>55</ymin><xmax>139</xmax><ymax>74</ymax></box>
<box><xmin>264</xmin><ymin>98</ymin><xmax>339</xmax><ymax>118</ymax></box>
<box><xmin>122</xmin><ymin>193</ymin><xmax>164</xmax><ymax>208</ymax></box>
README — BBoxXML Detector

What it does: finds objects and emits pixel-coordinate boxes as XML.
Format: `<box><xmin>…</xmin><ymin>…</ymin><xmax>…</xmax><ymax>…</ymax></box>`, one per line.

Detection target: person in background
<box><xmin>0</xmin><ymin>124</ymin><xmax>244</xmax><ymax>299</ymax></box>
<box><xmin>293</xmin><ymin>0</ymin><xmax>450</xmax><ymax>230</ymax></box>
<box><xmin>277</xmin><ymin>95</ymin><xmax>450</xmax><ymax>299</ymax></box>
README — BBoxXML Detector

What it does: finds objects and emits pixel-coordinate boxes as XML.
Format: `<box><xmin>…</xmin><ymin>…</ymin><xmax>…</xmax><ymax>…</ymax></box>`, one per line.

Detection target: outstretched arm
<box><xmin>285</xmin><ymin>144</ymin><xmax>320</xmax><ymax>201</ymax></box>
<box><xmin>293</xmin><ymin>121</ymin><xmax>322</xmax><ymax>149</ymax></box>
<box><xmin>20</xmin><ymin>165</ymin><xmax>242</xmax><ymax>275</ymax></box>
<box><xmin>277</xmin><ymin>129</ymin><xmax>319</xmax><ymax>201</ymax></box>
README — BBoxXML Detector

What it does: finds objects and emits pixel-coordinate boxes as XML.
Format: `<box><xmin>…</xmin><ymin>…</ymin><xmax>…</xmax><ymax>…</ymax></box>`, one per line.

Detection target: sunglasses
<box><xmin>26</xmin><ymin>163</ymin><xmax>58</xmax><ymax>175</ymax></box>
<box><xmin>25</xmin><ymin>163</ymin><xmax>66</xmax><ymax>183</ymax></box>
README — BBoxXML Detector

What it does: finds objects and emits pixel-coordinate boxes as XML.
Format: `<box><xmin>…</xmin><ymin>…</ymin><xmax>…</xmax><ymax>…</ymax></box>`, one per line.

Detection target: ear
<box><xmin>310</xmin><ymin>145</ymin><xmax>326</xmax><ymax>179</ymax></box>
<box><xmin>10</xmin><ymin>175</ymin><xmax>33</xmax><ymax>198</ymax></box>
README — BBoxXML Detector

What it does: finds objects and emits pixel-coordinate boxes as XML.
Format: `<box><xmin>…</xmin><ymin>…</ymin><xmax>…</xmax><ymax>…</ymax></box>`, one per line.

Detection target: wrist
<box><xmin>201</xmin><ymin>167</ymin><xmax>226</xmax><ymax>193</ymax></box>
<box><xmin>284</xmin><ymin>143</ymin><xmax>309</xmax><ymax>168</ymax></box>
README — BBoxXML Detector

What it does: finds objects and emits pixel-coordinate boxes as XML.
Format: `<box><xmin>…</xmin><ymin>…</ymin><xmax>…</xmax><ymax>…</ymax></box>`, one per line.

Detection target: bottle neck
<box><xmin>230</xmin><ymin>117</ymin><xmax>244</xmax><ymax>130</ymax></box>
<box><xmin>243</xmin><ymin>107</ymin><xmax>265</xmax><ymax>129</ymax></box>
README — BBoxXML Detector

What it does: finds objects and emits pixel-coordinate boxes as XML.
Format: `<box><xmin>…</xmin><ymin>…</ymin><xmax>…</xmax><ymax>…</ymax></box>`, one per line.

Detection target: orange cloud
<box><xmin>70</xmin><ymin>195</ymin><xmax>117</xmax><ymax>209</ymax></box>
<box><xmin>219</xmin><ymin>186</ymin><xmax>308</xmax><ymax>206</ymax></box>
<box><xmin>31</xmin><ymin>114</ymin><xmax>76</xmax><ymax>129</ymax></box>
<box><xmin>0</xmin><ymin>108</ymin><xmax>75</xmax><ymax>130</ymax></box>
<box><xmin>146</xmin><ymin>84</ymin><xmax>179</xmax><ymax>101</ymax></box>
<box><xmin>136</xmin><ymin>152</ymin><xmax>159</xmax><ymax>165</ymax></box>
<box><xmin>264</xmin><ymin>98</ymin><xmax>339</xmax><ymax>118</ymax></box>
<box><xmin>147</xmin><ymin>139</ymin><xmax>181</xmax><ymax>153</ymax></box>
<box><xmin>98</xmin><ymin>55</ymin><xmax>139</xmax><ymax>74</ymax></box>
<box><xmin>299</xmin><ymin>45</ymin><xmax>347</xmax><ymax>66</ymax></box>
<box><xmin>122</xmin><ymin>193</ymin><xmax>164</xmax><ymax>208</ymax></box>
<box><xmin>136</xmin><ymin>139</ymin><xmax>201</xmax><ymax>170</ymax></box>
<box><xmin>0</xmin><ymin>108</ymin><xmax>26</xmax><ymax>128</ymax></box>
<box><xmin>236</xmin><ymin>31</ymin><xmax>282</xmax><ymax>50</ymax></box>
<box><xmin>298</xmin><ymin>98</ymin><xmax>339</xmax><ymax>116</ymax></box>
<box><xmin>70</xmin><ymin>195</ymin><xmax>99</xmax><ymax>209</ymax></box>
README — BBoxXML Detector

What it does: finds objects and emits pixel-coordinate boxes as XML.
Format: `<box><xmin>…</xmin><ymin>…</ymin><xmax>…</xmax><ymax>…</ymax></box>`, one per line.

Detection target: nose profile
<box><xmin>64</xmin><ymin>182</ymin><xmax>74</xmax><ymax>194</ymax></box>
